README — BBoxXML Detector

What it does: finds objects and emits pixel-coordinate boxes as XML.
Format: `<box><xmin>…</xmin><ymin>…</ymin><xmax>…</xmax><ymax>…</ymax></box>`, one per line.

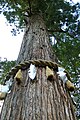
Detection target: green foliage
<box><xmin>53</xmin><ymin>37</ymin><xmax>80</xmax><ymax>85</ymax></box>
<box><xmin>0</xmin><ymin>0</ymin><xmax>29</xmax><ymax>34</ymax></box>
<box><xmin>0</xmin><ymin>0</ymin><xmax>80</xmax><ymax>36</ymax></box>
<box><xmin>0</xmin><ymin>60</ymin><xmax>16</xmax><ymax>84</ymax></box>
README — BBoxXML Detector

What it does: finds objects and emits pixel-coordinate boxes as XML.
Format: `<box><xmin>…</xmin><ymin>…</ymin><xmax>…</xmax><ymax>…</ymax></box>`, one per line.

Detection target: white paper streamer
<box><xmin>57</xmin><ymin>67</ymin><xmax>67</xmax><ymax>83</ymax></box>
<box><xmin>58</xmin><ymin>67</ymin><xmax>65</xmax><ymax>72</ymax></box>
<box><xmin>28</xmin><ymin>64</ymin><xmax>37</xmax><ymax>80</ymax></box>
<box><xmin>0</xmin><ymin>84</ymin><xmax>9</xmax><ymax>93</ymax></box>
<box><xmin>5</xmin><ymin>77</ymin><xmax>13</xmax><ymax>87</ymax></box>
<box><xmin>0</xmin><ymin>78</ymin><xmax>12</xmax><ymax>93</ymax></box>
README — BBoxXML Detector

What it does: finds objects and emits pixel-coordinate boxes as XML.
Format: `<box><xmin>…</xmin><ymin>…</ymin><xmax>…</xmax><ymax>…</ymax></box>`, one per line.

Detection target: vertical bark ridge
<box><xmin>67</xmin><ymin>99</ymin><xmax>73</xmax><ymax>120</ymax></box>
<box><xmin>37</xmin><ymin>68</ymin><xmax>42</xmax><ymax>120</ymax></box>
<box><xmin>32</xmin><ymin>79</ymin><xmax>36</xmax><ymax>120</ymax></box>
<box><xmin>28</xmin><ymin>81</ymin><xmax>33</xmax><ymax>119</ymax></box>
<box><xmin>34</xmin><ymin>72</ymin><xmax>38</xmax><ymax>120</ymax></box>
<box><xmin>52</xmin><ymin>80</ymin><xmax>58</xmax><ymax>120</ymax></box>
<box><xmin>48</xmin><ymin>81</ymin><xmax>55</xmax><ymax>120</ymax></box>
<box><xmin>40</xmin><ymin>67</ymin><xmax>43</xmax><ymax>120</ymax></box>
<box><xmin>49</xmin><ymin>85</ymin><xmax>56</xmax><ymax>120</ymax></box>
<box><xmin>41</xmin><ymin>68</ymin><xmax>48</xmax><ymax>120</ymax></box>
<box><xmin>25</xmin><ymin>78</ymin><xmax>30</xmax><ymax>119</ymax></box>
<box><xmin>58</xmin><ymin>80</ymin><xmax>66</xmax><ymax>120</ymax></box>
<box><xmin>54</xmin><ymin>81</ymin><xmax>61</xmax><ymax>120</ymax></box>
<box><xmin>66</xmin><ymin>92</ymin><xmax>76</xmax><ymax>120</ymax></box>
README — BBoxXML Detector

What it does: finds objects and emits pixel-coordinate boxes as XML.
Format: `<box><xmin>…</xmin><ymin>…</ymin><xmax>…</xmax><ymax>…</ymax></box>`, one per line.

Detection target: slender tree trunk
<box><xmin>0</xmin><ymin>15</ymin><xmax>76</xmax><ymax>120</ymax></box>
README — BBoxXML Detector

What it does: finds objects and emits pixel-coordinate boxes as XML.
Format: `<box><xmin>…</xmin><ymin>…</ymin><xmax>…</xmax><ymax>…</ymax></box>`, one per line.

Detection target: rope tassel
<box><xmin>0</xmin><ymin>92</ymin><xmax>6</xmax><ymax>100</ymax></box>
<box><xmin>66</xmin><ymin>80</ymin><xmax>75</xmax><ymax>92</ymax></box>
<box><xmin>57</xmin><ymin>67</ymin><xmax>75</xmax><ymax>92</ymax></box>
<box><xmin>46</xmin><ymin>66</ymin><xmax>55</xmax><ymax>81</ymax></box>
<box><xmin>14</xmin><ymin>69</ymin><xmax>23</xmax><ymax>84</ymax></box>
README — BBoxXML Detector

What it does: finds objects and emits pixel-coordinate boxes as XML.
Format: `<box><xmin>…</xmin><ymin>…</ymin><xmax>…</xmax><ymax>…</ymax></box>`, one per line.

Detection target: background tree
<box><xmin>0</xmin><ymin>58</ymin><xmax>16</xmax><ymax>84</ymax></box>
<box><xmin>0</xmin><ymin>0</ymin><xmax>80</xmax><ymax>119</ymax></box>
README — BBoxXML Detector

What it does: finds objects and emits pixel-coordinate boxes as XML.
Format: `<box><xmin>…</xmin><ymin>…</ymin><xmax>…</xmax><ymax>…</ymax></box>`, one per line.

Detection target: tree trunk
<box><xmin>0</xmin><ymin>15</ymin><xmax>76</xmax><ymax>120</ymax></box>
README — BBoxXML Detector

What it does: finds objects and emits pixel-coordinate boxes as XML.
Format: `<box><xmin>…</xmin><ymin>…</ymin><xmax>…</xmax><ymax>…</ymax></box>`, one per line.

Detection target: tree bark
<box><xmin>0</xmin><ymin>15</ymin><xmax>76</xmax><ymax>120</ymax></box>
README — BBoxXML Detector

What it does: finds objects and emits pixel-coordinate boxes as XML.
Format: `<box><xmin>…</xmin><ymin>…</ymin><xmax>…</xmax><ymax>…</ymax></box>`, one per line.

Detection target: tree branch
<box><xmin>48</xmin><ymin>29</ymin><xmax>66</xmax><ymax>33</ymax></box>
<box><xmin>48</xmin><ymin>29</ymin><xmax>75</xmax><ymax>39</ymax></box>
<box><xmin>27</xmin><ymin>0</ymin><xmax>32</xmax><ymax>16</ymax></box>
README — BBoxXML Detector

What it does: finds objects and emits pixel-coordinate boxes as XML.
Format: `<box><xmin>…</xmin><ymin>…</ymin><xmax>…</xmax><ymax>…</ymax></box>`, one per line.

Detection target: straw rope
<box><xmin>4</xmin><ymin>59</ymin><xmax>71</xmax><ymax>82</ymax></box>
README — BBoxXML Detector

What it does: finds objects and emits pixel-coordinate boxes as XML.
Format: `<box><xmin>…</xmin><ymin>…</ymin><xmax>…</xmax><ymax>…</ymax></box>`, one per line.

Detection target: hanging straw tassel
<box><xmin>46</xmin><ymin>66</ymin><xmax>55</xmax><ymax>81</ymax></box>
<box><xmin>66</xmin><ymin>80</ymin><xmax>75</xmax><ymax>92</ymax></box>
<box><xmin>0</xmin><ymin>92</ymin><xmax>6</xmax><ymax>100</ymax></box>
<box><xmin>14</xmin><ymin>69</ymin><xmax>23</xmax><ymax>85</ymax></box>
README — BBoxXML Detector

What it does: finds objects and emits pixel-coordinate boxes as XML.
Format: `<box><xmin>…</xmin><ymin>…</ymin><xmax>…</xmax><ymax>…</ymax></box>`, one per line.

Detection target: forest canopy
<box><xmin>0</xmin><ymin>0</ymin><xmax>80</xmax><ymax>37</ymax></box>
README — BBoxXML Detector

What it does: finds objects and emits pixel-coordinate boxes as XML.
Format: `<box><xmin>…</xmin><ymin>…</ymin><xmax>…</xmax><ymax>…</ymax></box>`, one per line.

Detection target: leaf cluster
<box><xmin>0</xmin><ymin>0</ymin><xmax>80</xmax><ymax>36</ymax></box>
<box><xmin>0</xmin><ymin>60</ymin><xmax>16</xmax><ymax>84</ymax></box>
